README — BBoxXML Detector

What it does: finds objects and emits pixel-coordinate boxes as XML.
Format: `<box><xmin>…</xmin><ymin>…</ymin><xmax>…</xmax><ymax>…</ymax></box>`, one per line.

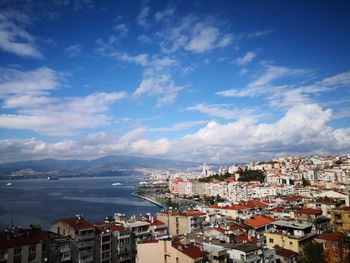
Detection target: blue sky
<box><xmin>0</xmin><ymin>0</ymin><xmax>349</xmax><ymax>163</ymax></box>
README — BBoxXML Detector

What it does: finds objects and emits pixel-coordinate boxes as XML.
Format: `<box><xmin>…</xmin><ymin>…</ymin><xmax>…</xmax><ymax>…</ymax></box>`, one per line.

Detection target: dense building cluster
<box><xmin>1</xmin><ymin>155</ymin><xmax>350</xmax><ymax>262</ymax></box>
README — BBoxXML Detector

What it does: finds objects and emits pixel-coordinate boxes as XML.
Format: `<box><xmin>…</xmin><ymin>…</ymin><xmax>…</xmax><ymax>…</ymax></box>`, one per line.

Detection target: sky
<box><xmin>0</xmin><ymin>0</ymin><xmax>349</xmax><ymax>164</ymax></box>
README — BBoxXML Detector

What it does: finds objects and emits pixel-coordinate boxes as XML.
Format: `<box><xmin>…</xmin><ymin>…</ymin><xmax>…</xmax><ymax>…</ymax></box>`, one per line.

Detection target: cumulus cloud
<box><xmin>137</xmin><ymin>0</ymin><xmax>150</xmax><ymax>27</ymax></box>
<box><xmin>0</xmin><ymin>10</ymin><xmax>43</xmax><ymax>58</ymax></box>
<box><xmin>1</xmin><ymin>103</ymin><xmax>348</xmax><ymax>163</ymax></box>
<box><xmin>154</xmin><ymin>8</ymin><xmax>175</xmax><ymax>22</ymax></box>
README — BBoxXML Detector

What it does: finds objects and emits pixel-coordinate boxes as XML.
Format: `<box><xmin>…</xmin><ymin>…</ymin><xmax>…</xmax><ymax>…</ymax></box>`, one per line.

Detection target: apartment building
<box><xmin>264</xmin><ymin>220</ymin><xmax>316</xmax><ymax>254</ymax></box>
<box><xmin>157</xmin><ymin>210</ymin><xmax>206</xmax><ymax>236</ymax></box>
<box><xmin>51</xmin><ymin>215</ymin><xmax>95</xmax><ymax>263</ymax></box>
<box><xmin>331</xmin><ymin>206</ymin><xmax>350</xmax><ymax>232</ymax></box>
<box><xmin>0</xmin><ymin>226</ymin><xmax>48</xmax><ymax>263</ymax></box>
<box><xmin>137</xmin><ymin>239</ymin><xmax>207</xmax><ymax>263</ymax></box>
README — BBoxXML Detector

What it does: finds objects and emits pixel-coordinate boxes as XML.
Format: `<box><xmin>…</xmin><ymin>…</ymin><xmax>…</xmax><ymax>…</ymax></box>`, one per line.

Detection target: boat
<box><xmin>6</xmin><ymin>182</ymin><xmax>12</xmax><ymax>186</ymax></box>
<box><xmin>48</xmin><ymin>176</ymin><xmax>59</xmax><ymax>180</ymax></box>
<box><xmin>112</xmin><ymin>182</ymin><xmax>122</xmax><ymax>186</ymax></box>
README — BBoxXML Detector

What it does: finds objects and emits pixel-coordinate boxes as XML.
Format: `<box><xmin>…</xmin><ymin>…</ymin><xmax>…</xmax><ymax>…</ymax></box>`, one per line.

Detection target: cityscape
<box><xmin>1</xmin><ymin>0</ymin><xmax>350</xmax><ymax>263</ymax></box>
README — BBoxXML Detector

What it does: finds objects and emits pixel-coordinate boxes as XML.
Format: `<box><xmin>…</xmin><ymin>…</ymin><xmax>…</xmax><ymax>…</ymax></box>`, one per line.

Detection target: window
<box><xmin>29</xmin><ymin>246</ymin><xmax>36</xmax><ymax>253</ymax></box>
<box><xmin>14</xmin><ymin>248</ymin><xmax>22</xmax><ymax>256</ymax></box>
<box><xmin>57</xmin><ymin>226</ymin><xmax>61</xmax><ymax>235</ymax></box>
<box><xmin>269</xmin><ymin>238</ymin><xmax>274</xmax><ymax>243</ymax></box>
<box><xmin>176</xmin><ymin>257</ymin><xmax>179</xmax><ymax>263</ymax></box>
<box><xmin>290</xmin><ymin>241</ymin><xmax>293</xmax><ymax>245</ymax></box>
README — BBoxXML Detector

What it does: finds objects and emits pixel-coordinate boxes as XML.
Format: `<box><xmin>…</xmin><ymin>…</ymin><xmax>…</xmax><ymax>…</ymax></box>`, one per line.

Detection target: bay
<box><xmin>0</xmin><ymin>176</ymin><xmax>160</xmax><ymax>230</ymax></box>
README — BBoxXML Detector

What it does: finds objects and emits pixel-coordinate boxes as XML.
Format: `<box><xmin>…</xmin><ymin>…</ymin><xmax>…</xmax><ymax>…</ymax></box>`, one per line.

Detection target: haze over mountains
<box><xmin>0</xmin><ymin>155</ymin><xmax>198</xmax><ymax>179</ymax></box>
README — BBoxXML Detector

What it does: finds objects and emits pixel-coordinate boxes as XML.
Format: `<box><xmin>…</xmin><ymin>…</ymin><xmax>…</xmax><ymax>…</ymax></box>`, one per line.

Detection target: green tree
<box><xmin>302</xmin><ymin>241</ymin><xmax>325</xmax><ymax>263</ymax></box>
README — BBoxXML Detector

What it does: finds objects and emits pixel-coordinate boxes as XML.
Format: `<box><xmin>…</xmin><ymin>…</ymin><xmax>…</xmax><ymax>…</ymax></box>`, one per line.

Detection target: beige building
<box><xmin>51</xmin><ymin>215</ymin><xmax>95</xmax><ymax>263</ymax></box>
<box><xmin>264</xmin><ymin>220</ymin><xmax>316</xmax><ymax>254</ymax></box>
<box><xmin>157</xmin><ymin>210</ymin><xmax>206</xmax><ymax>236</ymax></box>
<box><xmin>137</xmin><ymin>239</ymin><xmax>206</xmax><ymax>263</ymax></box>
<box><xmin>331</xmin><ymin>206</ymin><xmax>350</xmax><ymax>232</ymax></box>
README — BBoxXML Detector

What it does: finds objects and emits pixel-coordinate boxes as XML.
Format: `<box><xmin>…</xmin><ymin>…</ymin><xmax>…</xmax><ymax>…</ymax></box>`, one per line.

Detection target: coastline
<box><xmin>132</xmin><ymin>192</ymin><xmax>166</xmax><ymax>209</ymax></box>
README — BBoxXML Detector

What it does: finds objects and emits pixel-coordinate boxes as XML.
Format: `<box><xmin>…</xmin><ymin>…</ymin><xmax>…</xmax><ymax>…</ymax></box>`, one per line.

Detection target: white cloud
<box><xmin>0</xmin><ymin>67</ymin><xmax>60</xmax><ymax>97</ymax></box>
<box><xmin>235</xmin><ymin>51</ymin><xmax>256</xmax><ymax>65</ymax></box>
<box><xmin>187</xmin><ymin>104</ymin><xmax>254</xmax><ymax>120</ymax></box>
<box><xmin>133</xmin><ymin>75</ymin><xmax>183</xmax><ymax>107</ymax></box>
<box><xmin>246</xmin><ymin>29</ymin><xmax>275</xmax><ymax>39</ymax></box>
<box><xmin>0</xmin><ymin>67</ymin><xmax>127</xmax><ymax>136</ymax></box>
<box><xmin>113</xmin><ymin>23</ymin><xmax>129</xmax><ymax>37</ymax></box>
<box><xmin>0</xmin><ymin>10</ymin><xmax>43</xmax><ymax>58</ymax></box>
<box><xmin>160</xmin><ymin>15</ymin><xmax>233</xmax><ymax>53</ymax></box>
<box><xmin>150</xmin><ymin>120</ymin><xmax>207</xmax><ymax>132</ymax></box>
<box><xmin>137</xmin><ymin>1</ymin><xmax>150</xmax><ymax>27</ymax></box>
<box><xmin>216</xmin><ymin>64</ymin><xmax>309</xmax><ymax>98</ymax></box>
<box><xmin>65</xmin><ymin>44</ymin><xmax>82</xmax><ymax>57</ymax></box>
<box><xmin>154</xmin><ymin>8</ymin><xmax>175</xmax><ymax>22</ymax></box>
<box><xmin>138</xmin><ymin>34</ymin><xmax>152</xmax><ymax>44</ymax></box>
<box><xmin>1</xmin><ymin>103</ymin><xmax>348</xmax><ymax>163</ymax></box>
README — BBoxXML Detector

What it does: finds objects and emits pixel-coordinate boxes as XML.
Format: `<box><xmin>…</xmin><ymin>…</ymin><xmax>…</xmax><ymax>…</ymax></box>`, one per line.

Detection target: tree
<box><xmin>302</xmin><ymin>241</ymin><xmax>326</xmax><ymax>263</ymax></box>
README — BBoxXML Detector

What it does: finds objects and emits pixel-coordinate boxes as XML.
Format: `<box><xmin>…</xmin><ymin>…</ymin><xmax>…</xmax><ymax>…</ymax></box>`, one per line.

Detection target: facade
<box><xmin>314</xmin><ymin>232</ymin><xmax>350</xmax><ymax>263</ymax></box>
<box><xmin>46</xmin><ymin>231</ymin><xmax>72</xmax><ymax>263</ymax></box>
<box><xmin>331</xmin><ymin>206</ymin><xmax>350</xmax><ymax>232</ymax></box>
<box><xmin>227</xmin><ymin>243</ymin><xmax>276</xmax><ymax>263</ymax></box>
<box><xmin>51</xmin><ymin>216</ymin><xmax>95</xmax><ymax>263</ymax></box>
<box><xmin>137</xmin><ymin>240</ymin><xmax>206</xmax><ymax>263</ymax></box>
<box><xmin>94</xmin><ymin>222</ymin><xmax>132</xmax><ymax>263</ymax></box>
<box><xmin>0</xmin><ymin>226</ymin><xmax>48</xmax><ymax>263</ymax></box>
<box><xmin>157</xmin><ymin>211</ymin><xmax>206</xmax><ymax>236</ymax></box>
<box><xmin>264</xmin><ymin>220</ymin><xmax>316</xmax><ymax>254</ymax></box>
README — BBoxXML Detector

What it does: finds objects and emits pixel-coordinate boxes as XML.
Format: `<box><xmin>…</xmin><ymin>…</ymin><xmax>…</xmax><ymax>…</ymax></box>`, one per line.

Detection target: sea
<box><xmin>0</xmin><ymin>175</ymin><xmax>161</xmax><ymax>230</ymax></box>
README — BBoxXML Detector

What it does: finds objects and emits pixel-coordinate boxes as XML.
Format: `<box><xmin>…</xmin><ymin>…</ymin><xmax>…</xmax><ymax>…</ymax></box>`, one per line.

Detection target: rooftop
<box><xmin>0</xmin><ymin>228</ymin><xmax>49</xmax><ymax>249</ymax></box>
<box><xmin>244</xmin><ymin>216</ymin><xmax>275</xmax><ymax>228</ymax></box>
<box><xmin>56</xmin><ymin>216</ymin><xmax>94</xmax><ymax>230</ymax></box>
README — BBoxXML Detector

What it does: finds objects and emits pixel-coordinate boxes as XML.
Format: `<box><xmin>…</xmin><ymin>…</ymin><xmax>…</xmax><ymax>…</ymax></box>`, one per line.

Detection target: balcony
<box><xmin>59</xmin><ymin>246</ymin><xmax>70</xmax><ymax>253</ymax></box>
<box><xmin>78</xmin><ymin>240</ymin><xmax>94</xmax><ymax>248</ymax></box>
<box><xmin>78</xmin><ymin>255</ymin><xmax>93</xmax><ymax>263</ymax></box>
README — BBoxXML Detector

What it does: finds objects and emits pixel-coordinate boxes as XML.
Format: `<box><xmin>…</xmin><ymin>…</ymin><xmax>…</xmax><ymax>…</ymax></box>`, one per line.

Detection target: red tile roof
<box><xmin>336</xmin><ymin>206</ymin><xmax>350</xmax><ymax>211</ymax></box>
<box><xmin>0</xmin><ymin>229</ymin><xmax>48</xmax><ymax>249</ymax></box>
<box><xmin>58</xmin><ymin>217</ymin><xmax>94</xmax><ymax>230</ymax></box>
<box><xmin>235</xmin><ymin>233</ymin><xmax>259</xmax><ymax>244</ymax></box>
<box><xmin>148</xmin><ymin>219</ymin><xmax>166</xmax><ymax>226</ymax></box>
<box><xmin>295</xmin><ymin>208</ymin><xmax>322</xmax><ymax>215</ymax></box>
<box><xmin>208</xmin><ymin>204</ymin><xmax>249</xmax><ymax>210</ymax></box>
<box><xmin>242</xmin><ymin>200</ymin><xmax>269</xmax><ymax>209</ymax></box>
<box><xmin>274</xmin><ymin>245</ymin><xmax>298</xmax><ymax>258</ymax></box>
<box><xmin>173</xmin><ymin>243</ymin><xmax>206</xmax><ymax>259</ymax></box>
<box><xmin>181</xmin><ymin>210</ymin><xmax>206</xmax><ymax>217</ymax></box>
<box><xmin>244</xmin><ymin>216</ymin><xmax>275</xmax><ymax>228</ymax></box>
<box><xmin>315</xmin><ymin>232</ymin><xmax>343</xmax><ymax>242</ymax></box>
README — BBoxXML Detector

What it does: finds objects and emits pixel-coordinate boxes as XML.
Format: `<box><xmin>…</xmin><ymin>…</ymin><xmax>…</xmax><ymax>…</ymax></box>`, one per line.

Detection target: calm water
<box><xmin>0</xmin><ymin>176</ymin><xmax>160</xmax><ymax>230</ymax></box>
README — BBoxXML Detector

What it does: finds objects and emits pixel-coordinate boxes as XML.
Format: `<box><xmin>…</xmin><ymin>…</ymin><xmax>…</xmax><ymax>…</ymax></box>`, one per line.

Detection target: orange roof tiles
<box><xmin>59</xmin><ymin>217</ymin><xmax>94</xmax><ymax>230</ymax></box>
<box><xmin>208</xmin><ymin>204</ymin><xmax>249</xmax><ymax>210</ymax></box>
<box><xmin>244</xmin><ymin>216</ymin><xmax>275</xmax><ymax>228</ymax></box>
<box><xmin>173</xmin><ymin>243</ymin><xmax>206</xmax><ymax>259</ymax></box>
<box><xmin>315</xmin><ymin>232</ymin><xmax>343</xmax><ymax>242</ymax></box>
<box><xmin>0</xmin><ymin>229</ymin><xmax>48</xmax><ymax>249</ymax></box>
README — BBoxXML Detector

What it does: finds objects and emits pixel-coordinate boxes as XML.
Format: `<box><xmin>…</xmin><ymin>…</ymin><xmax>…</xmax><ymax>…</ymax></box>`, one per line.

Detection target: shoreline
<box><xmin>132</xmin><ymin>192</ymin><xmax>166</xmax><ymax>209</ymax></box>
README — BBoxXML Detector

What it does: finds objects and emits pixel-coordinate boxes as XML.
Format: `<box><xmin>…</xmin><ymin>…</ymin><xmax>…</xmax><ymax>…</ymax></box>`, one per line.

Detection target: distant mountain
<box><xmin>0</xmin><ymin>155</ymin><xmax>198</xmax><ymax>178</ymax></box>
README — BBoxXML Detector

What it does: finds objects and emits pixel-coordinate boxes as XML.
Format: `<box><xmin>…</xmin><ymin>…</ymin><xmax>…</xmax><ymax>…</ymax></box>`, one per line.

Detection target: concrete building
<box><xmin>51</xmin><ymin>215</ymin><xmax>95</xmax><ymax>263</ymax></box>
<box><xmin>93</xmin><ymin>222</ymin><xmax>132</xmax><ymax>263</ymax></box>
<box><xmin>331</xmin><ymin>206</ymin><xmax>350</xmax><ymax>232</ymax></box>
<box><xmin>314</xmin><ymin>232</ymin><xmax>350</xmax><ymax>263</ymax></box>
<box><xmin>264</xmin><ymin>220</ymin><xmax>316</xmax><ymax>254</ymax></box>
<box><xmin>0</xmin><ymin>226</ymin><xmax>48</xmax><ymax>263</ymax></box>
<box><xmin>137</xmin><ymin>239</ymin><xmax>206</xmax><ymax>263</ymax></box>
<box><xmin>46</xmin><ymin>231</ymin><xmax>72</xmax><ymax>263</ymax></box>
<box><xmin>157</xmin><ymin>211</ymin><xmax>206</xmax><ymax>236</ymax></box>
